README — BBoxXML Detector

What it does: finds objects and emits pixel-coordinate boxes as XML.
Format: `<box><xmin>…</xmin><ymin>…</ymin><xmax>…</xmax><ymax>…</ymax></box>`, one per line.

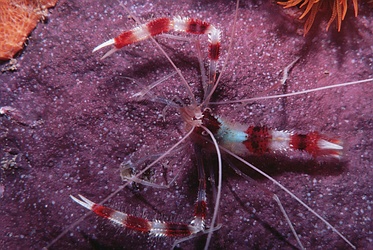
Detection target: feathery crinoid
<box><xmin>278</xmin><ymin>0</ymin><xmax>359</xmax><ymax>35</ymax></box>
<box><xmin>0</xmin><ymin>0</ymin><xmax>58</xmax><ymax>60</ymax></box>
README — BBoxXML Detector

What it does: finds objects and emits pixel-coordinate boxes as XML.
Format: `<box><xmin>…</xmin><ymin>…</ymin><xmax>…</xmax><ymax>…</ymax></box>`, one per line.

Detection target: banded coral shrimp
<box><xmin>37</xmin><ymin>0</ymin><xmax>369</xmax><ymax>248</ymax></box>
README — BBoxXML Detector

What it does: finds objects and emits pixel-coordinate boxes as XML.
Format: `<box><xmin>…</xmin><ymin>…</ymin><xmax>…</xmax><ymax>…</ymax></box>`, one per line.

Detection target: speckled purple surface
<box><xmin>0</xmin><ymin>0</ymin><xmax>372</xmax><ymax>249</ymax></box>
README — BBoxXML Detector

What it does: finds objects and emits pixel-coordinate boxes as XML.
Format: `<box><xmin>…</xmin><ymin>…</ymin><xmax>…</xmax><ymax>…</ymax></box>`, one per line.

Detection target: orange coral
<box><xmin>277</xmin><ymin>0</ymin><xmax>359</xmax><ymax>35</ymax></box>
<box><xmin>0</xmin><ymin>0</ymin><xmax>58</xmax><ymax>60</ymax></box>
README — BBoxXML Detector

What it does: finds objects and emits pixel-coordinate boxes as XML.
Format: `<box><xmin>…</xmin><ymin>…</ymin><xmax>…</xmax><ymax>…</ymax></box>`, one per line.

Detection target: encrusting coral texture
<box><xmin>0</xmin><ymin>0</ymin><xmax>58</xmax><ymax>60</ymax></box>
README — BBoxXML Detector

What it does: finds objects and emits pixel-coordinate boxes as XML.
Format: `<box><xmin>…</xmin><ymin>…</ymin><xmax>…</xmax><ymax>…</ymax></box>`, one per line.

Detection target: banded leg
<box><xmin>93</xmin><ymin>17</ymin><xmax>221</xmax><ymax>85</ymax></box>
<box><xmin>191</xmin><ymin>144</ymin><xmax>208</xmax><ymax>231</ymax></box>
<box><xmin>71</xmin><ymin>147</ymin><xmax>210</xmax><ymax>242</ymax></box>
<box><xmin>70</xmin><ymin>195</ymin><xmax>200</xmax><ymax>237</ymax></box>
